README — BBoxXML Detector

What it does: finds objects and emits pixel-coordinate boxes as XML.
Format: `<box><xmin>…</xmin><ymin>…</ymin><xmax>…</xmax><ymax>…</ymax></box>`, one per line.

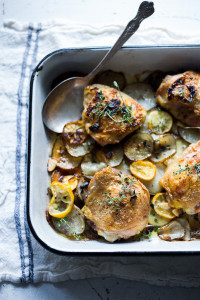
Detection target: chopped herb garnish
<box><xmin>92</xmin><ymin>175</ymin><xmax>136</xmax><ymax>214</ymax></box>
<box><xmin>173</xmin><ymin>163</ymin><xmax>200</xmax><ymax>180</ymax></box>
<box><xmin>89</xmin><ymin>85</ymin><xmax>135</xmax><ymax>126</ymax></box>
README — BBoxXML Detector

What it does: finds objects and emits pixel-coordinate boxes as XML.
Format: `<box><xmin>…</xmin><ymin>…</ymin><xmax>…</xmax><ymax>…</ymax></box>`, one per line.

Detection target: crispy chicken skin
<box><xmin>156</xmin><ymin>71</ymin><xmax>200</xmax><ymax>127</ymax></box>
<box><xmin>160</xmin><ymin>141</ymin><xmax>200</xmax><ymax>214</ymax></box>
<box><xmin>82</xmin><ymin>166</ymin><xmax>150</xmax><ymax>242</ymax></box>
<box><xmin>82</xmin><ymin>84</ymin><xmax>146</xmax><ymax>146</ymax></box>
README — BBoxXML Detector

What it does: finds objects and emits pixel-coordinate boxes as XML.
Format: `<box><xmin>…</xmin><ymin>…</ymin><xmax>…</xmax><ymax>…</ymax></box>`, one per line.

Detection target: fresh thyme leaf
<box><xmin>173</xmin><ymin>163</ymin><xmax>200</xmax><ymax>180</ymax></box>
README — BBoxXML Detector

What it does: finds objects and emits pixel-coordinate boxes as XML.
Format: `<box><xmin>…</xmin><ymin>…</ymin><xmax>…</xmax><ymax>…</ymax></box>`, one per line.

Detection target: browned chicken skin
<box><xmin>160</xmin><ymin>141</ymin><xmax>200</xmax><ymax>214</ymax></box>
<box><xmin>156</xmin><ymin>71</ymin><xmax>200</xmax><ymax>127</ymax></box>
<box><xmin>82</xmin><ymin>166</ymin><xmax>150</xmax><ymax>242</ymax></box>
<box><xmin>82</xmin><ymin>84</ymin><xmax>146</xmax><ymax>146</ymax></box>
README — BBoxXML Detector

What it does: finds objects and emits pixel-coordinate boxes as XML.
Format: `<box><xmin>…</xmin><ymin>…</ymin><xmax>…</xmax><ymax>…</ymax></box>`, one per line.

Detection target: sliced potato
<box><xmin>52</xmin><ymin>136</ymin><xmax>82</xmax><ymax>170</ymax></box>
<box><xmin>130</xmin><ymin>160</ymin><xmax>156</xmax><ymax>181</ymax></box>
<box><xmin>123</xmin><ymin>83</ymin><xmax>156</xmax><ymax>111</ymax></box>
<box><xmin>62</xmin><ymin>121</ymin><xmax>87</xmax><ymax>145</ymax></box>
<box><xmin>124</xmin><ymin>132</ymin><xmax>153</xmax><ymax>161</ymax></box>
<box><xmin>66</xmin><ymin>137</ymin><xmax>95</xmax><ymax>157</ymax></box>
<box><xmin>81</xmin><ymin>154</ymin><xmax>106</xmax><ymax>179</ymax></box>
<box><xmin>158</xmin><ymin>220</ymin><xmax>185</xmax><ymax>241</ymax></box>
<box><xmin>47</xmin><ymin>158</ymin><xmax>57</xmax><ymax>172</ymax></box>
<box><xmin>96</xmin><ymin>144</ymin><xmax>123</xmax><ymax>167</ymax></box>
<box><xmin>150</xmin><ymin>134</ymin><xmax>176</xmax><ymax>163</ymax></box>
<box><xmin>152</xmin><ymin>193</ymin><xmax>177</xmax><ymax>219</ymax></box>
<box><xmin>141</xmin><ymin>163</ymin><xmax>166</xmax><ymax>195</ymax></box>
<box><xmin>178</xmin><ymin>126</ymin><xmax>200</xmax><ymax>144</ymax></box>
<box><xmin>137</xmin><ymin>114</ymin><xmax>149</xmax><ymax>133</ymax></box>
<box><xmin>149</xmin><ymin>207</ymin><xmax>170</xmax><ymax>227</ymax></box>
<box><xmin>51</xmin><ymin>169</ymin><xmax>63</xmax><ymax>182</ymax></box>
<box><xmin>177</xmin><ymin>218</ymin><xmax>190</xmax><ymax>241</ymax></box>
<box><xmin>164</xmin><ymin>138</ymin><xmax>189</xmax><ymax>166</ymax></box>
<box><xmin>147</xmin><ymin>109</ymin><xmax>173</xmax><ymax>134</ymax></box>
<box><xmin>51</xmin><ymin>205</ymin><xmax>85</xmax><ymax>236</ymax></box>
<box><xmin>115</xmin><ymin>159</ymin><xmax>131</xmax><ymax>175</ymax></box>
<box><xmin>62</xmin><ymin>121</ymin><xmax>95</xmax><ymax>157</ymax></box>
<box><xmin>171</xmin><ymin>121</ymin><xmax>179</xmax><ymax>135</ymax></box>
<box><xmin>93</xmin><ymin>70</ymin><xmax>126</xmax><ymax>90</ymax></box>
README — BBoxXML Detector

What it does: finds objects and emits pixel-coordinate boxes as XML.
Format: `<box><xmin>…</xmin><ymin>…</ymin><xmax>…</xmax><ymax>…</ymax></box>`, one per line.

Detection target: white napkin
<box><xmin>1</xmin><ymin>19</ymin><xmax>200</xmax><ymax>286</ymax></box>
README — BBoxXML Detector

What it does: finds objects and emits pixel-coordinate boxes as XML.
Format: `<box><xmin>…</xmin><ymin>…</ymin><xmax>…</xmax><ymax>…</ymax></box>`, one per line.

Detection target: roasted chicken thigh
<box><xmin>160</xmin><ymin>141</ymin><xmax>200</xmax><ymax>214</ymax></box>
<box><xmin>82</xmin><ymin>166</ymin><xmax>150</xmax><ymax>242</ymax></box>
<box><xmin>156</xmin><ymin>71</ymin><xmax>200</xmax><ymax>127</ymax></box>
<box><xmin>82</xmin><ymin>84</ymin><xmax>146</xmax><ymax>146</ymax></box>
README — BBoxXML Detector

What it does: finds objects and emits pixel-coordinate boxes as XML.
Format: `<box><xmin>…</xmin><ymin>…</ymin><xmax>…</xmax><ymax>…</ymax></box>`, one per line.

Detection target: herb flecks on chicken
<box><xmin>82</xmin><ymin>84</ymin><xmax>146</xmax><ymax>146</ymax></box>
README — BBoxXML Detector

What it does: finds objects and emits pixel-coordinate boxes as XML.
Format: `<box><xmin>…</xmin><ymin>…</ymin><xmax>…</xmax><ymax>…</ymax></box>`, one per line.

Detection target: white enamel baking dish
<box><xmin>27</xmin><ymin>46</ymin><xmax>200</xmax><ymax>255</ymax></box>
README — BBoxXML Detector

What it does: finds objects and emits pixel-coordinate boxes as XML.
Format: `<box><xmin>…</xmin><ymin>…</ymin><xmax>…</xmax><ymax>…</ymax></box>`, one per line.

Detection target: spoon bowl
<box><xmin>42</xmin><ymin>76</ymin><xmax>88</xmax><ymax>133</ymax></box>
<box><xmin>42</xmin><ymin>1</ymin><xmax>154</xmax><ymax>133</ymax></box>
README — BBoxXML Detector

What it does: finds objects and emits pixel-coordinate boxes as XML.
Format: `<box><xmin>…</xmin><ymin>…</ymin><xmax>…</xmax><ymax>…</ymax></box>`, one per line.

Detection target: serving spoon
<box><xmin>42</xmin><ymin>1</ymin><xmax>154</xmax><ymax>133</ymax></box>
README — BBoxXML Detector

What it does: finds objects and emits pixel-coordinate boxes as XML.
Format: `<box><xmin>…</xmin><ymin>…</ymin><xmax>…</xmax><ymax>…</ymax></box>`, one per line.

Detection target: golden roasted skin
<box><xmin>82</xmin><ymin>166</ymin><xmax>150</xmax><ymax>242</ymax></box>
<box><xmin>82</xmin><ymin>84</ymin><xmax>146</xmax><ymax>146</ymax></box>
<box><xmin>160</xmin><ymin>141</ymin><xmax>200</xmax><ymax>214</ymax></box>
<box><xmin>156</xmin><ymin>71</ymin><xmax>200</xmax><ymax>127</ymax></box>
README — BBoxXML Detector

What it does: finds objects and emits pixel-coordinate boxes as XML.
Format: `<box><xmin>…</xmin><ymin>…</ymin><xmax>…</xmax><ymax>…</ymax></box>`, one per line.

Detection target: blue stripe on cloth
<box><xmin>24</xmin><ymin>23</ymin><xmax>42</xmax><ymax>283</ymax></box>
<box><xmin>15</xmin><ymin>25</ymin><xmax>33</xmax><ymax>283</ymax></box>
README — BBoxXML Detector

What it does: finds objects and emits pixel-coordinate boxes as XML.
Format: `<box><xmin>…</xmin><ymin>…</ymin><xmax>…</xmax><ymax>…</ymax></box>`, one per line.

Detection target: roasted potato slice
<box><xmin>96</xmin><ymin>144</ymin><xmax>123</xmax><ymax>167</ymax></box>
<box><xmin>62</xmin><ymin>121</ymin><xmax>87</xmax><ymax>145</ymax></box>
<box><xmin>52</xmin><ymin>136</ymin><xmax>82</xmax><ymax>170</ymax></box>
<box><xmin>123</xmin><ymin>83</ymin><xmax>156</xmax><ymax>111</ymax></box>
<box><xmin>93</xmin><ymin>70</ymin><xmax>126</xmax><ymax>90</ymax></box>
<box><xmin>141</xmin><ymin>163</ymin><xmax>166</xmax><ymax>195</ymax></box>
<box><xmin>158</xmin><ymin>218</ymin><xmax>190</xmax><ymax>241</ymax></box>
<box><xmin>147</xmin><ymin>109</ymin><xmax>173</xmax><ymax>134</ymax></box>
<box><xmin>124</xmin><ymin>132</ymin><xmax>153</xmax><ymax>161</ymax></box>
<box><xmin>157</xmin><ymin>220</ymin><xmax>185</xmax><ymax>241</ymax></box>
<box><xmin>51</xmin><ymin>169</ymin><xmax>63</xmax><ymax>182</ymax></box>
<box><xmin>115</xmin><ymin>159</ymin><xmax>131</xmax><ymax>175</ymax></box>
<box><xmin>62</xmin><ymin>121</ymin><xmax>95</xmax><ymax>157</ymax></box>
<box><xmin>150</xmin><ymin>134</ymin><xmax>176</xmax><ymax>163</ymax></box>
<box><xmin>51</xmin><ymin>205</ymin><xmax>85</xmax><ymax>236</ymax></box>
<box><xmin>66</xmin><ymin>137</ymin><xmax>95</xmax><ymax>157</ymax></box>
<box><xmin>178</xmin><ymin>126</ymin><xmax>200</xmax><ymax>144</ymax></box>
<box><xmin>164</xmin><ymin>138</ymin><xmax>189</xmax><ymax>166</ymax></box>
<box><xmin>81</xmin><ymin>154</ymin><xmax>107</xmax><ymax>179</ymax></box>
<box><xmin>47</xmin><ymin>158</ymin><xmax>57</xmax><ymax>172</ymax></box>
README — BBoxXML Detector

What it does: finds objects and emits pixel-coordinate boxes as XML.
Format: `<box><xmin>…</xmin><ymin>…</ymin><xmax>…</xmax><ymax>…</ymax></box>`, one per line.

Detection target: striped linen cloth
<box><xmin>1</xmin><ymin>20</ymin><xmax>200</xmax><ymax>285</ymax></box>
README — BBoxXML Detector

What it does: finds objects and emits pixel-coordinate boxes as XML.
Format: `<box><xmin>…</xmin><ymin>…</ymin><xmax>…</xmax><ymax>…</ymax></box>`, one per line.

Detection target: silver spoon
<box><xmin>42</xmin><ymin>1</ymin><xmax>154</xmax><ymax>133</ymax></box>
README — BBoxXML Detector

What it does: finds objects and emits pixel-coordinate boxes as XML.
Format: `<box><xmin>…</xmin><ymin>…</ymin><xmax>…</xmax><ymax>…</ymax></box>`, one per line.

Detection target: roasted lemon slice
<box><xmin>130</xmin><ymin>160</ymin><xmax>156</xmax><ymax>181</ymax></box>
<box><xmin>48</xmin><ymin>181</ymin><xmax>74</xmax><ymax>218</ymax></box>
<box><xmin>62</xmin><ymin>175</ymin><xmax>78</xmax><ymax>190</ymax></box>
<box><xmin>152</xmin><ymin>193</ymin><xmax>177</xmax><ymax>219</ymax></box>
<box><xmin>148</xmin><ymin>109</ymin><xmax>173</xmax><ymax>134</ymax></box>
<box><xmin>149</xmin><ymin>207</ymin><xmax>170</xmax><ymax>227</ymax></box>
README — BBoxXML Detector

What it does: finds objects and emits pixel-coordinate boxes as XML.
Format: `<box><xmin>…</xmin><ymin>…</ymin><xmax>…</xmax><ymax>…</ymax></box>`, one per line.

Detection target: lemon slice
<box><xmin>62</xmin><ymin>175</ymin><xmax>78</xmax><ymax>190</ymax></box>
<box><xmin>152</xmin><ymin>193</ymin><xmax>177</xmax><ymax>219</ymax></box>
<box><xmin>48</xmin><ymin>181</ymin><xmax>74</xmax><ymax>218</ymax></box>
<box><xmin>148</xmin><ymin>109</ymin><xmax>173</xmax><ymax>134</ymax></box>
<box><xmin>149</xmin><ymin>207</ymin><xmax>170</xmax><ymax>227</ymax></box>
<box><xmin>130</xmin><ymin>160</ymin><xmax>156</xmax><ymax>181</ymax></box>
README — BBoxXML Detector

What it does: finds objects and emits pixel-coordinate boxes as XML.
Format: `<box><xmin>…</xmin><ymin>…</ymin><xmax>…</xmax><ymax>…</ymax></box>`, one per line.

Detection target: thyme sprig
<box><xmin>93</xmin><ymin>174</ymin><xmax>136</xmax><ymax>214</ymax></box>
<box><xmin>173</xmin><ymin>163</ymin><xmax>200</xmax><ymax>180</ymax></box>
<box><xmin>90</xmin><ymin>84</ymin><xmax>135</xmax><ymax>126</ymax></box>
